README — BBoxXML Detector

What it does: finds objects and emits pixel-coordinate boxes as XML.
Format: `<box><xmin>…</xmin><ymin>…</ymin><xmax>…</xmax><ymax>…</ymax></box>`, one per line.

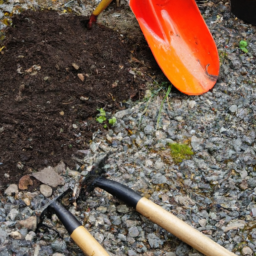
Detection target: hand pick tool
<box><xmin>36</xmin><ymin>187</ymin><xmax>109</xmax><ymax>256</ymax></box>
<box><xmin>80</xmin><ymin>155</ymin><xmax>236</xmax><ymax>256</ymax></box>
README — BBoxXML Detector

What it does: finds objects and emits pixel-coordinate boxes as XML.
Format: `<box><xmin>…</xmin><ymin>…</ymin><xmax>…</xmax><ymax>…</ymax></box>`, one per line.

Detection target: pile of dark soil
<box><xmin>0</xmin><ymin>10</ymin><xmax>160</xmax><ymax>188</ymax></box>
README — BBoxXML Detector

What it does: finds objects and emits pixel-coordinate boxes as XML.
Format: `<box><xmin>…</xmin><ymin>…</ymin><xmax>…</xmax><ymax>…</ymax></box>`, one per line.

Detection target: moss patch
<box><xmin>169</xmin><ymin>143</ymin><xmax>194</xmax><ymax>164</ymax></box>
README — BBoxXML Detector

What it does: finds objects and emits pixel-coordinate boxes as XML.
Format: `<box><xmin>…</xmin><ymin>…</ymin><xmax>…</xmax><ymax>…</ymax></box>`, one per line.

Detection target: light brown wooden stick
<box><xmin>136</xmin><ymin>197</ymin><xmax>236</xmax><ymax>256</ymax></box>
<box><xmin>71</xmin><ymin>226</ymin><xmax>110</xmax><ymax>256</ymax></box>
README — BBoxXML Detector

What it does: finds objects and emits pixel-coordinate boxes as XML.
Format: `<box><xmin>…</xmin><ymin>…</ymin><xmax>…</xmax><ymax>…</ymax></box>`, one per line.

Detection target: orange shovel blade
<box><xmin>129</xmin><ymin>0</ymin><xmax>220</xmax><ymax>95</ymax></box>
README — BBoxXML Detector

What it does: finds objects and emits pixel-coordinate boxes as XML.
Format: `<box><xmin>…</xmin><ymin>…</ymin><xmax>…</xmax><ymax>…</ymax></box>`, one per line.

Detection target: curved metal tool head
<box><xmin>36</xmin><ymin>187</ymin><xmax>72</xmax><ymax>221</ymax></box>
<box><xmin>130</xmin><ymin>0</ymin><xmax>220</xmax><ymax>95</ymax></box>
<box><xmin>80</xmin><ymin>153</ymin><xmax>110</xmax><ymax>193</ymax></box>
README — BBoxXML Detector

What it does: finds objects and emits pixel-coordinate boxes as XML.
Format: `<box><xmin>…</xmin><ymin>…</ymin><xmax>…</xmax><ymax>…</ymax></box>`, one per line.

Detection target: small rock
<box><xmin>229</xmin><ymin>105</ymin><xmax>237</xmax><ymax>113</ymax></box>
<box><xmin>77</xmin><ymin>73</ymin><xmax>84</xmax><ymax>81</ymax></box>
<box><xmin>199</xmin><ymin>219</ymin><xmax>207</xmax><ymax>227</ymax></box>
<box><xmin>10</xmin><ymin>231</ymin><xmax>22</xmax><ymax>239</ymax></box>
<box><xmin>90</xmin><ymin>142</ymin><xmax>100</xmax><ymax>153</ymax></box>
<box><xmin>4</xmin><ymin>173</ymin><xmax>9</xmax><ymax>178</ymax></box>
<box><xmin>19</xmin><ymin>175</ymin><xmax>33</xmax><ymax>190</ymax></box>
<box><xmin>188</xmin><ymin>100</ymin><xmax>196</xmax><ymax>108</ymax></box>
<box><xmin>40</xmin><ymin>184</ymin><xmax>52</xmax><ymax>197</ymax></box>
<box><xmin>175</xmin><ymin>195</ymin><xmax>195</xmax><ymax>207</ymax></box>
<box><xmin>32</xmin><ymin>167</ymin><xmax>65</xmax><ymax>188</ymax></box>
<box><xmin>59</xmin><ymin>111</ymin><xmax>64</xmax><ymax>116</ymax></box>
<box><xmin>34</xmin><ymin>244</ymin><xmax>40</xmax><ymax>256</ymax></box>
<box><xmin>25</xmin><ymin>231</ymin><xmax>36</xmax><ymax>241</ymax></box>
<box><xmin>117</xmin><ymin>205</ymin><xmax>129</xmax><ymax>213</ymax></box>
<box><xmin>223</xmin><ymin>219</ymin><xmax>246</xmax><ymax>232</ymax></box>
<box><xmin>80</xmin><ymin>96</ymin><xmax>89</xmax><ymax>101</ymax></box>
<box><xmin>72</xmin><ymin>124</ymin><xmax>78</xmax><ymax>129</ymax></box>
<box><xmin>152</xmin><ymin>173</ymin><xmax>167</xmax><ymax>184</ymax></box>
<box><xmin>191</xmin><ymin>136</ymin><xmax>203</xmax><ymax>151</ymax></box>
<box><xmin>251</xmin><ymin>208</ymin><xmax>256</xmax><ymax>217</ymax></box>
<box><xmin>17</xmin><ymin>216</ymin><xmax>38</xmax><ymax>231</ymax></box>
<box><xmin>17</xmin><ymin>161</ymin><xmax>24</xmax><ymax>169</ymax></box>
<box><xmin>128</xmin><ymin>226</ymin><xmax>139</xmax><ymax>237</ymax></box>
<box><xmin>144</xmin><ymin>125</ymin><xmax>154</xmax><ymax>135</ymax></box>
<box><xmin>0</xmin><ymin>228</ymin><xmax>7</xmax><ymax>245</ymax></box>
<box><xmin>53</xmin><ymin>254</ymin><xmax>65</xmax><ymax>256</ymax></box>
<box><xmin>96</xmin><ymin>206</ymin><xmax>107</xmax><ymax>213</ymax></box>
<box><xmin>51</xmin><ymin>239</ymin><xmax>67</xmax><ymax>253</ymax></box>
<box><xmin>242</xmin><ymin>246</ymin><xmax>253</xmax><ymax>256</ymax></box>
<box><xmin>144</xmin><ymin>90</ymin><xmax>152</xmax><ymax>98</ymax></box>
<box><xmin>147</xmin><ymin>233</ymin><xmax>164</xmax><ymax>248</ymax></box>
<box><xmin>118</xmin><ymin>234</ymin><xmax>127</xmax><ymax>241</ymax></box>
<box><xmin>176</xmin><ymin>244</ymin><xmax>190</xmax><ymax>256</ymax></box>
<box><xmin>72</xmin><ymin>63</ymin><xmax>80</xmax><ymax>70</ymax></box>
<box><xmin>114</xmin><ymin>109</ymin><xmax>131</xmax><ymax>119</ymax></box>
<box><xmin>4</xmin><ymin>184</ymin><xmax>18</xmax><ymax>196</ymax></box>
<box><xmin>7</xmin><ymin>208</ymin><xmax>20</xmax><ymax>221</ymax></box>
<box><xmin>54</xmin><ymin>161</ymin><xmax>66</xmax><ymax>174</ymax></box>
<box><xmin>240</xmin><ymin>180</ymin><xmax>248</xmax><ymax>190</ymax></box>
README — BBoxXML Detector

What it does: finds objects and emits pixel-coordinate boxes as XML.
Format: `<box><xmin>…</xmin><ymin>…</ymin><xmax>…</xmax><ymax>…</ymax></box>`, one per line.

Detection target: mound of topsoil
<box><xmin>0</xmin><ymin>10</ymin><xmax>152</xmax><ymax>188</ymax></box>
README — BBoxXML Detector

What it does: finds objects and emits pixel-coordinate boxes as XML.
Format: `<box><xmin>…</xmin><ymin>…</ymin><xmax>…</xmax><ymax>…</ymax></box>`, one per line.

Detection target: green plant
<box><xmin>109</xmin><ymin>117</ymin><xmax>117</xmax><ymax>126</ymax></box>
<box><xmin>156</xmin><ymin>85</ymin><xmax>172</xmax><ymax>129</ymax></box>
<box><xmin>239</xmin><ymin>40</ymin><xmax>248</xmax><ymax>53</ymax></box>
<box><xmin>139</xmin><ymin>81</ymin><xmax>172</xmax><ymax>129</ymax></box>
<box><xmin>96</xmin><ymin>108</ymin><xmax>107</xmax><ymax>123</ymax></box>
<box><xmin>169</xmin><ymin>143</ymin><xmax>194</xmax><ymax>164</ymax></box>
<box><xmin>96</xmin><ymin>108</ymin><xmax>116</xmax><ymax>128</ymax></box>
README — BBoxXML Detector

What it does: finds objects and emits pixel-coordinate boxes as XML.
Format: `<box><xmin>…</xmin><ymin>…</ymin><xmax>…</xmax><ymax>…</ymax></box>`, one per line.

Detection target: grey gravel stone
<box><xmin>175</xmin><ymin>244</ymin><xmax>190</xmax><ymax>256</ymax></box>
<box><xmin>147</xmin><ymin>233</ymin><xmax>164</xmax><ymax>248</ymax></box>
<box><xmin>4</xmin><ymin>184</ymin><xmax>18</xmax><ymax>196</ymax></box>
<box><xmin>40</xmin><ymin>184</ymin><xmax>52</xmax><ymax>197</ymax></box>
<box><xmin>128</xmin><ymin>226</ymin><xmax>139</xmax><ymax>237</ymax></box>
<box><xmin>51</xmin><ymin>239</ymin><xmax>67</xmax><ymax>253</ymax></box>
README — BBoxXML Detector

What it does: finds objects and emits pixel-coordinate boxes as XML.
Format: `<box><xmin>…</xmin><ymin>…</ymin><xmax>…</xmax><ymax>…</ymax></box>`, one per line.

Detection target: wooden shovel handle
<box><xmin>93</xmin><ymin>0</ymin><xmax>113</xmax><ymax>16</ymax></box>
<box><xmin>136</xmin><ymin>197</ymin><xmax>236</xmax><ymax>256</ymax></box>
<box><xmin>71</xmin><ymin>226</ymin><xmax>110</xmax><ymax>256</ymax></box>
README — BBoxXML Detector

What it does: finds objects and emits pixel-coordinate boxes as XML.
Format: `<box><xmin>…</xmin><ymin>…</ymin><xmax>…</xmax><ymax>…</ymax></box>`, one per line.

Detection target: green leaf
<box><xmin>96</xmin><ymin>116</ymin><xmax>106</xmax><ymax>123</ymax></box>
<box><xmin>240</xmin><ymin>47</ymin><xmax>248</xmax><ymax>53</ymax></box>
<box><xmin>97</xmin><ymin>108</ymin><xmax>106</xmax><ymax>117</ymax></box>
<box><xmin>103</xmin><ymin>124</ymin><xmax>107</xmax><ymax>129</ymax></box>
<box><xmin>239</xmin><ymin>40</ymin><xmax>248</xmax><ymax>48</ymax></box>
<box><xmin>109</xmin><ymin>117</ymin><xmax>117</xmax><ymax>126</ymax></box>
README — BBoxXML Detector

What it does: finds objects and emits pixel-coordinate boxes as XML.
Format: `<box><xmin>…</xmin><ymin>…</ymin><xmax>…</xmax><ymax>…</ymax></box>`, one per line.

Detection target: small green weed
<box><xmin>96</xmin><ymin>108</ymin><xmax>107</xmax><ymax>124</ymax></box>
<box><xmin>109</xmin><ymin>117</ymin><xmax>117</xmax><ymax>126</ymax></box>
<box><xmin>139</xmin><ymin>81</ymin><xmax>172</xmax><ymax>129</ymax></box>
<box><xmin>156</xmin><ymin>85</ymin><xmax>172</xmax><ymax>129</ymax></box>
<box><xmin>96</xmin><ymin>108</ymin><xmax>116</xmax><ymax>128</ymax></box>
<box><xmin>169</xmin><ymin>143</ymin><xmax>194</xmax><ymax>164</ymax></box>
<box><xmin>239</xmin><ymin>40</ymin><xmax>248</xmax><ymax>53</ymax></box>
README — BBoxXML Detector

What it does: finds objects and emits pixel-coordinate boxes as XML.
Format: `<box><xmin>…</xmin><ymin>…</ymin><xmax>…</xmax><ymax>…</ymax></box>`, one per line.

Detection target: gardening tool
<box><xmin>86</xmin><ymin>0</ymin><xmax>219</xmax><ymax>95</ymax></box>
<box><xmin>230</xmin><ymin>0</ymin><xmax>256</xmax><ymax>25</ymax></box>
<box><xmin>36</xmin><ymin>187</ymin><xmax>109</xmax><ymax>256</ymax></box>
<box><xmin>80</xmin><ymin>155</ymin><xmax>236</xmax><ymax>256</ymax></box>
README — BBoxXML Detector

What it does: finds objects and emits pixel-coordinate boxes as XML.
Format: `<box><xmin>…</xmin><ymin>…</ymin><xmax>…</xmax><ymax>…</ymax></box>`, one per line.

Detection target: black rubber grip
<box><xmin>49</xmin><ymin>200</ymin><xmax>81</xmax><ymax>235</ymax></box>
<box><xmin>94</xmin><ymin>177</ymin><xmax>142</xmax><ymax>208</ymax></box>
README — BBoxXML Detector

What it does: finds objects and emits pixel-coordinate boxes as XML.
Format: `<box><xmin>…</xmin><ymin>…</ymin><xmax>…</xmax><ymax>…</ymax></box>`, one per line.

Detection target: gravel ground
<box><xmin>1</xmin><ymin>0</ymin><xmax>256</xmax><ymax>256</ymax></box>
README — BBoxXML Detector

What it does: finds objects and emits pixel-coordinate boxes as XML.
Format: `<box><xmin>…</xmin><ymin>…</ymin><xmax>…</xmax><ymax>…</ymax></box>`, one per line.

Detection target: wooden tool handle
<box><xmin>49</xmin><ymin>201</ymin><xmax>109</xmax><ymax>256</ymax></box>
<box><xmin>71</xmin><ymin>226</ymin><xmax>110</xmax><ymax>256</ymax></box>
<box><xmin>93</xmin><ymin>0</ymin><xmax>113</xmax><ymax>16</ymax></box>
<box><xmin>136</xmin><ymin>197</ymin><xmax>236</xmax><ymax>256</ymax></box>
